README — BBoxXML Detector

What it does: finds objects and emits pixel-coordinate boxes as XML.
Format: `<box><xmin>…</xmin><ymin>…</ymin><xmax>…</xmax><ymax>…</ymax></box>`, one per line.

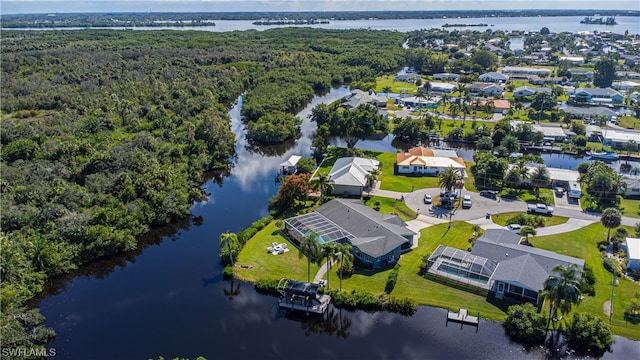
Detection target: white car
<box><xmin>506</xmin><ymin>224</ymin><xmax>522</xmax><ymax>233</ymax></box>
<box><xmin>462</xmin><ymin>195</ymin><xmax>471</xmax><ymax>208</ymax></box>
<box><xmin>424</xmin><ymin>194</ymin><xmax>432</xmax><ymax>204</ymax></box>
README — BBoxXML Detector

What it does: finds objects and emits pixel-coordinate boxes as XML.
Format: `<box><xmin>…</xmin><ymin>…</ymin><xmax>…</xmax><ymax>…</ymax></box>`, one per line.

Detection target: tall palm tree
<box><xmin>438</xmin><ymin>93</ymin><xmax>450</xmax><ymax>114</ymax></box>
<box><xmin>454</xmin><ymin>83</ymin><xmax>467</xmax><ymax>99</ymax></box>
<box><xmin>337</xmin><ymin>243</ymin><xmax>354</xmax><ymax>291</ymax></box>
<box><xmin>219</xmin><ymin>231</ymin><xmax>239</xmax><ymax>267</ymax></box>
<box><xmin>438</xmin><ymin>166</ymin><xmax>460</xmax><ymax>193</ymax></box>
<box><xmin>367</xmin><ymin>169</ymin><xmax>379</xmax><ymax>192</ymax></box>
<box><xmin>600</xmin><ymin>207</ymin><xmax>622</xmax><ymax>244</ymax></box>
<box><xmin>321</xmin><ymin>243</ymin><xmax>338</xmax><ymax>289</ymax></box>
<box><xmin>382</xmin><ymin>85</ymin><xmax>392</xmax><ymax>98</ymax></box>
<box><xmin>422</xmin><ymin>80</ymin><xmax>432</xmax><ymax>95</ymax></box>
<box><xmin>543</xmin><ymin>263</ymin><xmax>582</xmax><ymax>331</ymax></box>
<box><xmin>298</xmin><ymin>231</ymin><xmax>321</xmax><ymax>283</ymax></box>
<box><xmin>314</xmin><ymin>174</ymin><xmax>333</xmax><ymax>203</ymax></box>
<box><xmin>529</xmin><ymin>166</ymin><xmax>551</xmax><ymax>199</ymax></box>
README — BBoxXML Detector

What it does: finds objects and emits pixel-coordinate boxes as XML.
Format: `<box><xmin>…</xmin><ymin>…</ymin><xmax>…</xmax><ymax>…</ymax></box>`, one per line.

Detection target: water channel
<box><xmin>33</xmin><ymin>86</ymin><xmax>640</xmax><ymax>359</ymax></box>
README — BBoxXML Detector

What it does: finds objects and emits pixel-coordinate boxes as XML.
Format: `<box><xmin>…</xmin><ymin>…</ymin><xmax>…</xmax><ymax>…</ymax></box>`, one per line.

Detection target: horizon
<box><xmin>2</xmin><ymin>1</ymin><xmax>639</xmax><ymax>15</ymax></box>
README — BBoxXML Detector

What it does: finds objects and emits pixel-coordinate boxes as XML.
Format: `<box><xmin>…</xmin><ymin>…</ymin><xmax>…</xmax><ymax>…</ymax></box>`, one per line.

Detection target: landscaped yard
<box><xmin>377</xmin><ymin>152</ymin><xmax>442</xmax><ymax>192</ymax></box>
<box><xmin>375</xmin><ymin>75</ymin><xmax>418</xmax><ymax>94</ymax></box>
<box><xmin>491</xmin><ymin>211</ymin><xmax>569</xmax><ymax>227</ymax></box>
<box><xmin>619</xmin><ymin>197</ymin><xmax>640</xmax><ymax>219</ymax></box>
<box><xmin>529</xmin><ymin>223</ymin><xmax>640</xmax><ymax>340</ymax></box>
<box><xmin>499</xmin><ymin>188</ymin><xmax>555</xmax><ymax>206</ymax></box>
<box><xmin>363</xmin><ymin>196</ymin><xmax>417</xmax><ymax>221</ymax></box>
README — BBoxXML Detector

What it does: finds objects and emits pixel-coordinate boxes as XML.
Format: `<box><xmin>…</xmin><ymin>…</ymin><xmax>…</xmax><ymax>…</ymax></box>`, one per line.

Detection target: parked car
<box><xmin>424</xmin><ymin>194</ymin><xmax>432</xmax><ymax>204</ymax></box>
<box><xmin>506</xmin><ymin>224</ymin><xmax>522</xmax><ymax>232</ymax></box>
<box><xmin>527</xmin><ymin>203</ymin><xmax>554</xmax><ymax>215</ymax></box>
<box><xmin>440</xmin><ymin>190</ymin><xmax>458</xmax><ymax>198</ymax></box>
<box><xmin>479</xmin><ymin>190</ymin><xmax>498</xmax><ymax>199</ymax></box>
<box><xmin>462</xmin><ymin>195</ymin><xmax>472</xmax><ymax>208</ymax></box>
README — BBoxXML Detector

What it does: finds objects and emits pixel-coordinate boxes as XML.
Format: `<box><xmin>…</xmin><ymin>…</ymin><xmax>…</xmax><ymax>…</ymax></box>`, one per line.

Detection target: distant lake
<box><xmin>7</xmin><ymin>16</ymin><xmax>640</xmax><ymax>34</ymax></box>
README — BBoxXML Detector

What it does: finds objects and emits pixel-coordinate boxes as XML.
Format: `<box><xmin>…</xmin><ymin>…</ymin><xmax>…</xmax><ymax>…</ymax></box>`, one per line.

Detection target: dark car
<box><xmin>480</xmin><ymin>190</ymin><xmax>498</xmax><ymax>199</ymax></box>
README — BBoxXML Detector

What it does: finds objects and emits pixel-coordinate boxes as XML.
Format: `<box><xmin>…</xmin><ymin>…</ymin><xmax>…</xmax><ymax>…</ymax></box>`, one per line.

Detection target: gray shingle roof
<box><xmin>478</xmin><ymin>229</ymin><xmax>523</xmax><ymax>245</ymax></box>
<box><xmin>575</xmin><ymin>87</ymin><xmax>621</xmax><ymax>97</ymax></box>
<box><xmin>491</xmin><ymin>254</ymin><xmax>549</xmax><ymax>291</ymax></box>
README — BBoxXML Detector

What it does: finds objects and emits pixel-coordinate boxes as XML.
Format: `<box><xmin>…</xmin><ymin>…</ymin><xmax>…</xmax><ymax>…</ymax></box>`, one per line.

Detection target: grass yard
<box><xmin>234</xmin><ymin>221</ymin><xmax>321</xmax><ymax>283</ymax></box>
<box><xmin>618</xmin><ymin>197</ymin><xmax>640</xmax><ymax>219</ymax></box>
<box><xmin>529</xmin><ymin>223</ymin><xmax>640</xmax><ymax>340</ymax></box>
<box><xmin>617</xmin><ymin>116</ymin><xmax>640</xmax><ymax>131</ymax></box>
<box><xmin>491</xmin><ymin>211</ymin><xmax>569</xmax><ymax>227</ymax></box>
<box><xmin>499</xmin><ymin>188</ymin><xmax>555</xmax><ymax>206</ymax></box>
<box><xmin>375</xmin><ymin>75</ymin><xmax>418</xmax><ymax>94</ymax></box>
<box><xmin>363</xmin><ymin>196</ymin><xmax>417</xmax><ymax>221</ymax></box>
<box><xmin>377</xmin><ymin>152</ymin><xmax>441</xmax><ymax>192</ymax></box>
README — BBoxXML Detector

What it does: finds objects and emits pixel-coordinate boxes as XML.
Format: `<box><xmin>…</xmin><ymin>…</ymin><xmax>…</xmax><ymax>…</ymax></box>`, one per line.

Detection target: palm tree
<box><xmin>367</xmin><ymin>169</ymin><xmax>379</xmax><ymax>192</ymax></box>
<box><xmin>298</xmin><ymin>232</ymin><xmax>321</xmax><ymax>283</ymax></box>
<box><xmin>600</xmin><ymin>207</ymin><xmax>622</xmax><ymax>244</ymax></box>
<box><xmin>543</xmin><ymin>263</ymin><xmax>582</xmax><ymax>331</ymax></box>
<box><xmin>438</xmin><ymin>166</ymin><xmax>460</xmax><ymax>193</ymax></box>
<box><xmin>454</xmin><ymin>83</ymin><xmax>467</xmax><ymax>99</ymax></box>
<box><xmin>515</xmin><ymin>160</ymin><xmax>530</xmax><ymax>181</ymax></box>
<box><xmin>438</xmin><ymin>93</ymin><xmax>450</xmax><ymax>114</ymax></box>
<box><xmin>337</xmin><ymin>243</ymin><xmax>354</xmax><ymax>291</ymax></box>
<box><xmin>321</xmin><ymin>243</ymin><xmax>337</xmax><ymax>289</ymax></box>
<box><xmin>529</xmin><ymin>166</ymin><xmax>551</xmax><ymax>199</ymax></box>
<box><xmin>219</xmin><ymin>231</ymin><xmax>239</xmax><ymax>267</ymax></box>
<box><xmin>382</xmin><ymin>85</ymin><xmax>392</xmax><ymax>98</ymax></box>
<box><xmin>422</xmin><ymin>80</ymin><xmax>432</xmax><ymax>95</ymax></box>
<box><xmin>520</xmin><ymin>225</ymin><xmax>536</xmax><ymax>243</ymax></box>
<box><xmin>314</xmin><ymin>174</ymin><xmax>333</xmax><ymax>203</ymax></box>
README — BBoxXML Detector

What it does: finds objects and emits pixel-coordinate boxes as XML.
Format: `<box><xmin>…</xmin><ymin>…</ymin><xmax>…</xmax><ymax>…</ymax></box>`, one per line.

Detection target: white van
<box><xmin>568</xmin><ymin>181</ymin><xmax>581</xmax><ymax>199</ymax></box>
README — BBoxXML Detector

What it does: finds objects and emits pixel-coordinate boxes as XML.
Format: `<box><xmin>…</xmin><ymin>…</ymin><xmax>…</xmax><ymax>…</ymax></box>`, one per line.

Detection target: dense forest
<box><xmin>0</xmin><ymin>28</ymin><xmax>406</xmax><ymax>348</ymax></box>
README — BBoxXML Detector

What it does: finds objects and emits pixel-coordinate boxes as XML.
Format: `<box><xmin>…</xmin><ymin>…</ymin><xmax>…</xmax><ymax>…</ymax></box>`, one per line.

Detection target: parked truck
<box><xmin>527</xmin><ymin>203</ymin><xmax>554</xmax><ymax>215</ymax></box>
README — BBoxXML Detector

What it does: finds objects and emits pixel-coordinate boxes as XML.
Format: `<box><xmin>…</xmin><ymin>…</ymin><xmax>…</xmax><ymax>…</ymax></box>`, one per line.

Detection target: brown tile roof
<box><xmin>408</xmin><ymin>146</ymin><xmax>434</xmax><ymax>157</ymax></box>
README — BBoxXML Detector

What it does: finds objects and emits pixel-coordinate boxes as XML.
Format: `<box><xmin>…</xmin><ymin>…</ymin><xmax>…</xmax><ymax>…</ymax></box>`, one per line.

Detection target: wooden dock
<box><xmin>446</xmin><ymin>308</ymin><xmax>479</xmax><ymax>326</ymax></box>
<box><xmin>277</xmin><ymin>279</ymin><xmax>331</xmax><ymax>315</ymax></box>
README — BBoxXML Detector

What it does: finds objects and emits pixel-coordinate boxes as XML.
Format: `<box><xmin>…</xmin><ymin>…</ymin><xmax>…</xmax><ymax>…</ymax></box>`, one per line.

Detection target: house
<box><xmin>617</xmin><ymin>71</ymin><xmax>640</xmax><ymax>80</ymax></box>
<box><xmin>279</xmin><ymin>155</ymin><xmax>302</xmax><ymax>175</ymax></box>
<box><xmin>571</xmin><ymin>87</ymin><xmax>623</xmax><ymax>105</ymax></box>
<box><xmin>476</xmin><ymin>99</ymin><xmax>510</xmax><ymax>113</ymax></box>
<box><xmin>626</xmin><ymin>237</ymin><xmax>640</xmax><ymax>272</ymax></box>
<box><xmin>396</xmin><ymin>146</ymin><xmax>466</xmax><ymax>176</ymax></box>
<box><xmin>512</xmin><ymin>86</ymin><xmax>553</xmax><ymax>98</ymax></box>
<box><xmin>433</xmin><ymin>73</ymin><xmax>460</xmax><ymax>81</ymax></box>
<box><xmin>502</xmin><ymin>66</ymin><xmax>551</xmax><ymax>77</ymax></box>
<box><xmin>342</xmin><ymin>89</ymin><xmax>388</xmax><ymax>110</ymax></box>
<box><xmin>328</xmin><ymin>157</ymin><xmax>379</xmax><ymax>197</ymax></box>
<box><xmin>427</xmin><ymin>229</ymin><xmax>584</xmax><ymax>304</ymax></box>
<box><xmin>429</xmin><ymin>82</ymin><xmax>456</xmax><ymax>93</ymax></box>
<box><xmin>569</xmin><ymin>69</ymin><xmax>594</xmax><ymax>80</ymax></box>
<box><xmin>612</xmin><ymin>80</ymin><xmax>640</xmax><ymax>91</ymax></box>
<box><xmin>509</xmin><ymin>163</ymin><xmax>580</xmax><ymax>188</ymax></box>
<box><xmin>478</xmin><ymin>72</ymin><xmax>509</xmax><ymax>83</ymax></box>
<box><xmin>559</xmin><ymin>56</ymin><xmax>584</xmax><ymax>64</ymax></box>
<box><xmin>620</xmin><ymin>175</ymin><xmax>640</xmax><ymax>197</ymax></box>
<box><xmin>602</xmin><ymin>130</ymin><xmax>640</xmax><ymax>150</ymax></box>
<box><xmin>561</xmin><ymin>105</ymin><xmax>617</xmax><ymax>120</ymax></box>
<box><xmin>528</xmin><ymin>76</ymin><xmax>563</xmax><ymax>85</ymax></box>
<box><xmin>467</xmin><ymin>83</ymin><xmax>504</xmax><ymax>96</ymax></box>
<box><xmin>399</xmin><ymin>95</ymin><xmax>439</xmax><ymax>109</ymax></box>
<box><xmin>284</xmin><ymin>199</ymin><xmax>417</xmax><ymax>269</ymax></box>
<box><xmin>532</xmin><ymin>124</ymin><xmax>569</xmax><ymax>142</ymax></box>
<box><xmin>395</xmin><ymin>73</ymin><xmax>421</xmax><ymax>83</ymax></box>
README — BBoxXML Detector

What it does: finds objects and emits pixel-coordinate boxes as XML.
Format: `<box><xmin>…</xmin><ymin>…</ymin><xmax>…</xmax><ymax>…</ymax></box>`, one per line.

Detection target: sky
<box><xmin>1</xmin><ymin>0</ymin><xmax>639</xmax><ymax>15</ymax></box>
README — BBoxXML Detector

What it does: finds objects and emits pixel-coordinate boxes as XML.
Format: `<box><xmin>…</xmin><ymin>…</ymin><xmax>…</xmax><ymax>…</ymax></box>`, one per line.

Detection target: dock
<box><xmin>446</xmin><ymin>308</ymin><xmax>479</xmax><ymax>326</ymax></box>
<box><xmin>277</xmin><ymin>279</ymin><xmax>331</xmax><ymax>315</ymax></box>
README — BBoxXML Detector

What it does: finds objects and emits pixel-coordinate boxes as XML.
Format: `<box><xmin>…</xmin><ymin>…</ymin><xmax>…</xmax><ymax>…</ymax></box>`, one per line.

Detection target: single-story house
<box><xmin>626</xmin><ymin>237</ymin><xmax>640</xmax><ymax>271</ymax></box>
<box><xmin>612</xmin><ymin>80</ymin><xmax>640</xmax><ymax>91</ymax></box>
<box><xmin>620</xmin><ymin>175</ymin><xmax>640</xmax><ymax>197</ymax></box>
<box><xmin>617</xmin><ymin>71</ymin><xmax>640</xmax><ymax>80</ymax></box>
<box><xmin>467</xmin><ymin>83</ymin><xmax>504</xmax><ymax>96</ymax></box>
<box><xmin>528</xmin><ymin>76</ymin><xmax>563</xmax><ymax>85</ymax></box>
<box><xmin>532</xmin><ymin>124</ymin><xmax>569</xmax><ymax>142</ymax></box>
<box><xmin>399</xmin><ymin>95</ymin><xmax>439</xmax><ymax>109</ymax></box>
<box><xmin>328</xmin><ymin>157</ymin><xmax>380</xmax><ymax>197</ymax></box>
<box><xmin>569</xmin><ymin>70</ymin><xmax>594</xmax><ymax>80</ymax></box>
<box><xmin>429</xmin><ymin>82</ymin><xmax>456</xmax><ymax>93</ymax></box>
<box><xmin>559</xmin><ymin>56</ymin><xmax>584</xmax><ymax>64</ymax></box>
<box><xmin>513</xmin><ymin>86</ymin><xmax>553</xmax><ymax>98</ymax></box>
<box><xmin>509</xmin><ymin>163</ymin><xmax>580</xmax><ymax>188</ymax></box>
<box><xmin>279</xmin><ymin>155</ymin><xmax>302</xmax><ymax>175</ymax></box>
<box><xmin>475</xmin><ymin>99</ymin><xmax>509</xmax><ymax>113</ymax></box>
<box><xmin>502</xmin><ymin>66</ymin><xmax>551</xmax><ymax>77</ymax></box>
<box><xmin>561</xmin><ymin>105</ymin><xmax>617</xmax><ymax>120</ymax></box>
<box><xmin>433</xmin><ymin>73</ymin><xmax>460</xmax><ymax>81</ymax></box>
<box><xmin>284</xmin><ymin>198</ymin><xmax>417</xmax><ymax>269</ymax></box>
<box><xmin>571</xmin><ymin>87</ymin><xmax>623</xmax><ymax>105</ymax></box>
<box><xmin>342</xmin><ymin>89</ymin><xmax>388</xmax><ymax>110</ymax></box>
<box><xmin>479</xmin><ymin>72</ymin><xmax>509</xmax><ymax>83</ymax></box>
<box><xmin>602</xmin><ymin>130</ymin><xmax>640</xmax><ymax>150</ymax></box>
<box><xmin>427</xmin><ymin>229</ymin><xmax>584</xmax><ymax>304</ymax></box>
<box><xmin>395</xmin><ymin>73</ymin><xmax>421</xmax><ymax>83</ymax></box>
<box><xmin>396</xmin><ymin>146</ymin><xmax>466</xmax><ymax>176</ymax></box>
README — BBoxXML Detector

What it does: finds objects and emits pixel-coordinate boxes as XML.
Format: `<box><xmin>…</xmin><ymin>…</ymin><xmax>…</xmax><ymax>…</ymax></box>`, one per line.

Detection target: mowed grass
<box><xmin>234</xmin><ymin>222</ymin><xmax>321</xmax><ymax>283</ymax></box>
<box><xmin>618</xmin><ymin>197</ymin><xmax>640</xmax><ymax>219</ymax></box>
<box><xmin>377</xmin><ymin>152</ymin><xmax>441</xmax><ymax>192</ymax></box>
<box><xmin>363</xmin><ymin>196</ymin><xmax>417</xmax><ymax>221</ymax></box>
<box><xmin>529</xmin><ymin>223</ymin><xmax>640</xmax><ymax>340</ymax></box>
<box><xmin>617</xmin><ymin>116</ymin><xmax>640</xmax><ymax>130</ymax></box>
<box><xmin>491</xmin><ymin>211</ymin><xmax>569</xmax><ymax>227</ymax></box>
<box><xmin>499</xmin><ymin>188</ymin><xmax>555</xmax><ymax>205</ymax></box>
<box><xmin>375</xmin><ymin>75</ymin><xmax>418</xmax><ymax>94</ymax></box>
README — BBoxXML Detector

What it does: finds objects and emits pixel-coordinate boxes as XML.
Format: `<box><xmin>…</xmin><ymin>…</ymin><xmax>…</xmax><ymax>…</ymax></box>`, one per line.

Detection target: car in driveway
<box><xmin>424</xmin><ymin>194</ymin><xmax>432</xmax><ymax>204</ymax></box>
<box><xmin>479</xmin><ymin>190</ymin><xmax>498</xmax><ymax>199</ymax></box>
<box><xmin>462</xmin><ymin>195</ymin><xmax>472</xmax><ymax>208</ymax></box>
<box><xmin>440</xmin><ymin>190</ymin><xmax>458</xmax><ymax>198</ymax></box>
<box><xmin>506</xmin><ymin>224</ymin><xmax>522</xmax><ymax>233</ymax></box>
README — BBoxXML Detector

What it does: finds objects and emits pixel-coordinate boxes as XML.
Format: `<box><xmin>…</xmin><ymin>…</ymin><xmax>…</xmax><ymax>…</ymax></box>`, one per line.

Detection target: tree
<box><xmin>438</xmin><ymin>166</ymin><xmax>460</xmax><ymax>193</ymax></box>
<box><xmin>529</xmin><ymin>166</ymin><xmax>551</xmax><ymax>199</ymax></box>
<box><xmin>625</xmin><ymin>140</ymin><xmax>638</xmax><ymax>156</ymax></box>
<box><xmin>582</xmin><ymin>161</ymin><xmax>626</xmax><ymax>204</ymax></box>
<box><xmin>611</xmin><ymin>228</ymin><xmax>628</xmax><ymax>253</ymax></box>
<box><xmin>298</xmin><ymin>232</ymin><xmax>321</xmax><ymax>283</ymax></box>
<box><xmin>470</xmin><ymin>49</ymin><xmax>498</xmax><ymax>71</ymax></box>
<box><xmin>337</xmin><ymin>243</ymin><xmax>354</xmax><ymax>291</ymax></box>
<box><xmin>540</xmin><ymin>27</ymin><xmax>550</xmax><ymax>35</ymax></box>
<box><xmin>367</xmin><ymin>169</ymin><xmax>379</xmax><ymax>191</ymax></box>
<box><xmin>503</xmin><ymin>167</ymin><xmax>523</xmax><ymax>191</ymax></box>
<box><xmin>519</xmin><ymin>225</ymin><xmax>536</xmax><ymax>243</ymax></box>
<box><xmin>600</xmin><ymin>207</ymin><xmax>622</xmax><ymax>245</ymax></box>
<box><xmin>382</xmin><ymin>85</ymin><xmax>392</xmax><ymax>98</ymax></box>
<box><xmin>594</xmin><ymin>57</ymin><xmax>617</xmax><ymax>88</ymax></box>
<box><xmin>219</xmin><ymin>231</ymin><xmax>239</xmax><ymax>267</ymax></box>
<box><xmin>313</xmin><ymin>174</ymin><xmax>333</xmax><ymax>204</ymax></box>
<box><xmin>500</xmin><ymin>134</ymin><xmax>520</xmax><ymax>153</ymax></box>
<box><xmin>321</xmin><ymin>243</ymin><xmax>337</xmax><ymax>289</ymax></box>
<box><xmin>543</xmin><ymin>263</ymin><xmax>582</xmax><ymax>332</ymax></box>
<box><xmin>503</xmin><ymin>303</ymin><xmax>547</xmax><ymax>346</ymax></box>
<box><xmin>635</xmin><ymin>222</ymin><xmax>640</xmax><ymax>237</ymax></box>
<box><xmin>565</xmin><ymin>313</ymin><xmax>613</xmax><ymax>354</ymax></box>
<box><xmin>476</xmin><ymin>136</ymin><xmax>494</xmax><ymax>151</ymax></box>
<box><xmin>273</xmin><ymin>173</ymin><xmax>311</xmax><ymax>211</ymax></box>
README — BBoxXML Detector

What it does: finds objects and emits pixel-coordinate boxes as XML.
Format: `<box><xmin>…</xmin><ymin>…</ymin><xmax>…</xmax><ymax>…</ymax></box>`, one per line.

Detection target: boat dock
<box><xmin>277</xmin><ymin>279</ymin><xmax>331</xmax><ymax>315</ymax></box>
<box><xmin>446</xmin><ymin>308</ymin><xmax>479</xmax><ymax>327</ymax></box>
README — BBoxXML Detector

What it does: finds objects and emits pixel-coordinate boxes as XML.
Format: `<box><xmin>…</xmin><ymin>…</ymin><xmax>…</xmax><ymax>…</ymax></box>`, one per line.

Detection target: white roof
<box><xmin>328</xmin><ymin>157</ymin><xmax>379</xmax><ymax>187</ymax></box>
<box><xmin>627</xmin><ymin>238</ymin><xmax>640</xmax><ymax>261</ymax></box>
<box><xmin>509</xmin><ymin>164</ymin><xmax>580</xmax><ymax>182</ymax></box>
<box><xmin>604</xmin><ymin>130</ymin><xmax>640</xmax><ymax>143</ymax></box>
<box><xmin>430</xmin><ymin>82</ymin><xmax>456</xmax><ymax>90</ymax></box>
<box><xmin>532</xmin><ymin>125</ymin><xmax>566</xmax><ymax>138</ymax></box>
<box><xmin>279</xmin><ymin>155</ymin><xmax>302</xmax><ymax>168</ymax></box>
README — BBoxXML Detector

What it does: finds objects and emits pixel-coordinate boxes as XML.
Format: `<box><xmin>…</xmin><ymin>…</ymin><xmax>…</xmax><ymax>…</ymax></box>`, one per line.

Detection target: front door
<box><xmin>497</xmin><ymin>282</ymin><xmax>504</xmax><ymax>294</ymax></box>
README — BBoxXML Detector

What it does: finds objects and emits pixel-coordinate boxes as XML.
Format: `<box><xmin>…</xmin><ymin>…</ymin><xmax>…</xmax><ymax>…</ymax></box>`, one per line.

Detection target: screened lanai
<box><xmin>284</xmin><ymin>211</ymin><xmax>355</xmax><ymax>245</ymax></box>
<box><xmin>427</xmin><ymin>245</ymin><xmax>497</xmax><ymax>288</ymax></box>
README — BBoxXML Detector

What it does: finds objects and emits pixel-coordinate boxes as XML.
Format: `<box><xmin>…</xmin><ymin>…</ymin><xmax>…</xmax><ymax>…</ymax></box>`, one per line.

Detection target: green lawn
<box><xmin>491</xmin><ymin>211</ymin><xmax>569</xmax><ymax>227</ymax></box>
<box><xmin>363</xmin><ymin>196</ymin><xmax>417</xmax><ymax>221</ymax></box>
<box><xmin>234</xmin><ymin>222</ymin><xmax>321</xmax><ymax>283</ymax></box>
<box><xmin>499</xmin><ymin>188</ymin><xmax>555</xmax><ymax>206</ymax></box>
<box><xmin>375</xmin><ymin>75</ymin><xmax>418</xmax><ymax>94</ymax></box>
<box><xmin>376</xmin><ymin>152</ymin><xmax>442</xmax><ymax>192</ymax></box>
<box><xmin>617</xmin><ymin>116</ymin><xmax>640</xmax><ymax>130</ymax></box>
<box><xmin>619</xmin><ymin>197</ymin><xmax>640</xmax><ymax>219</ymax></box>
<box><xmin>529</xmin><ymin>223</ymin><xmax>640</xmax><ymax>340</ymax></box>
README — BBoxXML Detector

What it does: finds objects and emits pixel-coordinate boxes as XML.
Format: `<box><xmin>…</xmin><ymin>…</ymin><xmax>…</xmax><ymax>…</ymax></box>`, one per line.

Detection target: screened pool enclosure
<box><xmin>427</xmin><ymin>245</ymin><xmax>497</xmax><ymax>287</ymax></box>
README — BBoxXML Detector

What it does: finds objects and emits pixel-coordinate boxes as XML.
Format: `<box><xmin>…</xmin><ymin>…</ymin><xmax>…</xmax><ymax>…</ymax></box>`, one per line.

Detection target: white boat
<box><xmin>589</xmin><ymin>151</ymin><xmax>619</xmax><ymax>161</ymax></box>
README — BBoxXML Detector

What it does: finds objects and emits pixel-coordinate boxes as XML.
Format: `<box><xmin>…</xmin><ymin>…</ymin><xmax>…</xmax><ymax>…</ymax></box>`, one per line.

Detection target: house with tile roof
<box><xmin>396</xmin><ymin>146</ymin><xmax>466</xmax><ymax>176</ymax></box>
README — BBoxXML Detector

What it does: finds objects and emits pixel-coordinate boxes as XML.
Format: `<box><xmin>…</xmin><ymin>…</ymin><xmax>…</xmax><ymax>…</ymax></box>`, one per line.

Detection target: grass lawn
<box><xmin>618</xmin><ymin>197</ymin><xmax>640</xmax><ymax>219</ymax></box>
<box><xmin>234</xmin><ymin>221</ymin><xmax>321</xmax><ymax>283</ymax></box>
<box><xmin>314</xmin><ymin>147</ymin><xmax>382</xmax><ymax>178</ymax></box>
<box><xmin>363</xmin><ymin>196</ymin><xmax>417</xmax><ymax>221</ymax></box>
<box><xmin>375</xmin><ymin>75</ymin><xmax>418</xmax><ymax>94</ymax></box>
<box><xmin>499</xmin><ymin>188</ymin><xmax>555</xmax><ymax>206</ymax></box>
<box><xmin>617</xmin><ymin>116</ymin><xmax>640</xmax><ymax>130</ymax></box>
<box><xmin>376</xmin><ymin>152</ymin><xmax>442</xmax><ymax>192</ymax></box>
<box><xmin>529</xmin><ymin>223</ymin><xmax>640</xmax><ymax>340</ymax></box>
<box><xmin>491</xmin><ymin>211</ymin><xmax>569</xmax><ymax>227</ymax></box>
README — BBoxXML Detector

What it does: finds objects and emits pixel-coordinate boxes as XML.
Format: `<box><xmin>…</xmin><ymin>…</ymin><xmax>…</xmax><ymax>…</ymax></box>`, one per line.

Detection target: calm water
<box><xmin>34</xmin><ymin>87</ymin><xmax>640</xmax><ymax>359</ymax></box>
<box><xmin>8</xmin><ymin>16</ymin><xmax>640</xmax><ymax>34</ymax></box>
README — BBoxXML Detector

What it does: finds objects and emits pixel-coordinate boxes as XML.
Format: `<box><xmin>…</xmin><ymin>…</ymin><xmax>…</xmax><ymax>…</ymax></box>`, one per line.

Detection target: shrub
<box><xmin>251</xmin><ymin>216</ymin><xmax>273</xmax><ymax>230</ymax></box>
<box><xmin>603</xmin><ymin>257</ymin><xmax>622</xmax><ymax>276</ymax></box>
<box><xmin>385</xmin><ymin>296</ymin><xmax>417</xmax><ymax>316</ymax></box>
<box><xmin>222</xmin><ymin>266</ymin><xmax>234</xmax><ymax>280</ymax></box>
<box><xmin>385</xmin><ymin>263</ymin><xmax>401</xmax><ymax>294</ymax></box>
<box><xmin>418</xmin><ymin>254</ymin><xmax>431</xmax><ymax>274</ymax></box>
<box><xmin>579</xmin><ymin>264</ymin><xmax>596</xmax><ymax>297</ymax></box>
<box><xmin>254</xmin><ymin>279</ymin><xmax>279</xmax><ymax>295</ymax></box>
<box><xmin>331</xmin><ymin>289</ymin><xmax>382</xmax><ymax>311</ymax></box>
<box><xmin>565</xmin><ymin>313</ymin><xmax>613</xmax><ymax>354</ymax></box>
<box><xmin>506</xmin><ymin>213</ymin><xmax>529</xmax><ymax>226</ymax></box>
<box><xmin>624</xmin><ymin>297</ymin><xmax>640</xmax><ymax>324</ymax></box>
<box><xmin>503</xmin><ymin>303</ymin><xmax>547</xmax><ymax>346</ymax></box>
<box><xmin>237</xmin><ymin>227</ymin><xmax>257</xmax><ymax>244</ymax></box>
